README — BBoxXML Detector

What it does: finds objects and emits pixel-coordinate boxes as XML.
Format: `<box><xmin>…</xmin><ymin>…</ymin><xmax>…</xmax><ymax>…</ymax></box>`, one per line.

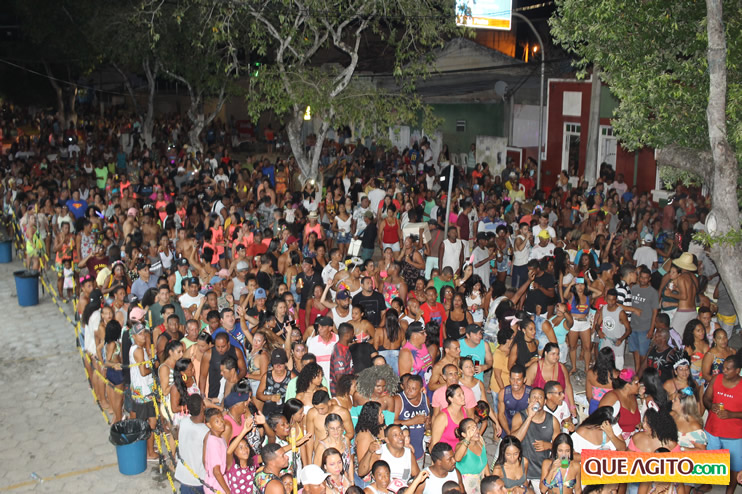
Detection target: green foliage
<box><xmin>550</xmin><ymin>0</ymin><xmax>742</xmax><ymax>161</ymax></box>
<box><xmin>693</xmin><ymin>228</ymin><xmax>742</xmax><ymax>248</ymax></box>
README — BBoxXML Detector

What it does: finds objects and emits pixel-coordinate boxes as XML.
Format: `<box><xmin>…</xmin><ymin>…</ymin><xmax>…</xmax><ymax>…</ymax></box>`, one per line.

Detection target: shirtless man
<box><xmin>277</xmin><ymin>234</ymin><xmax>299</xmax><ymax>275</ymax></box>
<box><xmin>428</xmin><ymin>338</ymin><xmax>461</xmax><ymax>392</ymax></box>
<box><xmin>141</xmin><ymin>212</ymin><xmax>161</xmax><ymax>246</ymax></box>
<box><xmin>304</xmin><ymin>389</ymin><xmax>354</xmax><ymax>441</ymax></box>
<box><xmin>122</xmin><ymin>206</ymin><xmax>138</xmax><ymax>241</ymax></box>
<box><xmin>667</xmin><ymin>254</ymin><xmax>698</xmax><ymax>348</ymax></box>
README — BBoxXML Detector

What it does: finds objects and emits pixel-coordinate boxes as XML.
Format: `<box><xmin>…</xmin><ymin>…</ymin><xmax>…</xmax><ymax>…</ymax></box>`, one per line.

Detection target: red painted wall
<box><xmin>542</xmin><ymin>80</ymin><xmax>657</xmax><ymax>192</ymax></box>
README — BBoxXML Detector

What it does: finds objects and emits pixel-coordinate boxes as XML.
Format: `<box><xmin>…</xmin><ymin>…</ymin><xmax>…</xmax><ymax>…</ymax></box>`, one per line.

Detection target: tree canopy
<box><xmin>550</xmin><ymin>0</ymin><xmax>742</xmax><ymax>185</ymax></box>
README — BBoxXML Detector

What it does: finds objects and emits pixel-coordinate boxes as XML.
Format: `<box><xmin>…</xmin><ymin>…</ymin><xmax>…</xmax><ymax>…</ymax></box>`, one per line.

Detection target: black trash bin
<box><xmin>109</xmin><ymin>419</ymin><xmax>151</xmax><ymax>475</ymax></box>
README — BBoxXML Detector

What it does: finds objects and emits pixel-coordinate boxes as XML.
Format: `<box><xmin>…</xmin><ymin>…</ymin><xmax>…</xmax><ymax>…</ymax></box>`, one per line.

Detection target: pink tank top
<box><xmin>441</xmin><ymin>407</ymin><xmax>467</xmax><ymax>449</ymax></box>
<box><xmin>533</xmin><ymin>362</ymin><xmax>566</xmax><ymax>390</ymax></box>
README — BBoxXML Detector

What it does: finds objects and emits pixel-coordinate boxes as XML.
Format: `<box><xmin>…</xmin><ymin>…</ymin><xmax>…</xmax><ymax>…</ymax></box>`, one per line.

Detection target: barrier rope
<box><xmin>6</xmin><ymin>210</ymin><xmax>222</xmax><ymax>493</ymax></box>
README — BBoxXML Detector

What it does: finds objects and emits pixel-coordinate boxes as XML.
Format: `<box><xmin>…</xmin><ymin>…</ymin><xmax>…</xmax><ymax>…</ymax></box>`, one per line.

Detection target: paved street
<box><xmin>0</xmin><ymin>260</ymin><xmax>168</xmax><ymax>493</ymax></box>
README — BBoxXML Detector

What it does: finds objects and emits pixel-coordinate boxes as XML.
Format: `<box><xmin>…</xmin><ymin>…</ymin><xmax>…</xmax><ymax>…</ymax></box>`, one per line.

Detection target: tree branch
<box><xmin>655</xmin><ymin>145</ymin><xmax>713</xmax><ymax>183</ymax></box>
<box><xmin>113</xmin><ymin>62</ymin><xmax>141</xmax><ymax>115</ymax></box>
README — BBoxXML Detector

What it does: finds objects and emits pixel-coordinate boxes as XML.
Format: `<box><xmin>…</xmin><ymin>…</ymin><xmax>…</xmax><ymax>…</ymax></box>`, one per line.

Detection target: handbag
<box><xmin>348</xmin><ymin>238</ymin><xmax>362</xmax><ymax>256</ymax></box>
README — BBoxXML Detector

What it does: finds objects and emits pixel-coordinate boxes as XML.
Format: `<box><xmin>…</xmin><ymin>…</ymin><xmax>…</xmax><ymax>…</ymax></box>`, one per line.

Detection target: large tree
<box><xmin>551</xmin><ymin>0</ymin><xmax>742</xmax><ymax>316</ymax></box>
<box><xmin>150</xmin><ymin>0</ymin><xmax>457</xmax><ymax>182</ymax></box>
<box><xmin>134</xmin><ymin>0</ymin><xmax>244</xmax><ymax>151</ymax></box>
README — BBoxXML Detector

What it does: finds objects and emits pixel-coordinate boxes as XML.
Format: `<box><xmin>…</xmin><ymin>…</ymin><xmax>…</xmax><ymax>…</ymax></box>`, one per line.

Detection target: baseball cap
<box><xmin>177</xmin><ymin>257</ymin><xmax>189</xmax><ymax>267</ymax></box>
<box><xmin>210</xmin><ymin>275</ymin><xmax>224</xmax><ymax>285</ymax></box>
<box><xmin>363</xmin><ymin>211</ymin><xmax>374</xmax><ymax>219</ymax></box>
<box><xmin>217</xmin><ymin>269</ymin><xmax>230</xmax><ymax>278</ymax></box>
<box><xmin>336</xmin><ymin>290</ymin><xmax>350</xmax><ymax>300</ymax></box>
<box><xmin>188</xmin><ymin>276</ymin><xmax>200</xmax><ymax>285</ymax></box>
<box><xmin>254</xmin><ymin>288</ymin><xmax>267</xmax><ymax>300</ymax></box>
<box><xmin>643</xmin><ymin>233</ymin><xmax>653</xmax><ymax>243</ymax></box>
<box><xmin>127</xmin><ymin>207</ymin><xmax>137</xmax><ymax>217</ymax></box>
<box><xmin>136</xmin><ymin>261</ymin><xmax>150</xmax><ymax>271</ymax></box>
<box><xmin>537</xmin><ymin>229</ymin><xmax>551</xmax><ymax>240</ymax></box>
<box><xmin>236</xmin><ymin>260</ymin><xmax>250</xmax><ymax>271</ymax></box>
<box><xmin>270</xmin><ymin>348</ymin><xmax>289</xmax><ymax>365</ymax></box>
<box><xmin>599</xmin><ymin>263</ymin><xmax>614</xmax><ymax>273</ymax></box>
<box><xmin>223</xmin><ymin>392</ymin><xmax>251</xmax><ymax>409</ymax></box>
<box><xmin>465</xmin><ymin>324</ymin><xmax>483</xmax><ymax>335</ymax></box>
<box><xmin>235</xmin><ymin>244</ymin><xmax>246</xmax><ymax>251</ymax></box>
<box><xmin>315</xmin><ymin>316</ymin><xmax>333</xmax><ymax>327</ymax></box>
<box><xmin>130</xmin><ymin>322</ymin><xmax>147</xmax><ymax>335</ymax></box>
<box><xmin>129</xmin><ymin>307</ymin><xmax>146</xmax><ymax>322</ymax></box>
<box><xmin>287</xmin><ymin>235</ymin><xmax>298</xmax><ymax>244</ymax></box>
<box><xmin>299</xmin><ymin>465</ymin><xmax>329</xmax><ymax>486</ymax></box>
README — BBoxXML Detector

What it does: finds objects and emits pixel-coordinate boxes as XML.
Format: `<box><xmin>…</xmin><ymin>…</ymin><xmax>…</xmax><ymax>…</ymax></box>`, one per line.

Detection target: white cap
<box><xmin>298</xmin><ymin>465</ymin><xmax>329</xmax><ymax>486</ymax></box>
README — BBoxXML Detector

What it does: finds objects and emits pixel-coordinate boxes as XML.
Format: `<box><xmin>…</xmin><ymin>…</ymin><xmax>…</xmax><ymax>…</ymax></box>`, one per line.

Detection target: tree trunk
<box><xmin>704</xmin><ymin>0</ymin><xmax>742</xmax><ymax>315</ymax></box>
<box><xmin>44</xmin><ymin>61</ymin><xmax>66</xmax><ymax>128</ymax></box>
<box><xmin>142</xmin><ymin>59</ymin><xmax>160</xmax><ymax>148</ymax></box>
<box><xmin>584</xmin><ymin>70</ymin><xmax>602</xmax><ymax>186</ymax></box>
<box><xmin>286</xmin><ymin>112</ymin><xmax>312</xmax><ymax>182</ymax></box>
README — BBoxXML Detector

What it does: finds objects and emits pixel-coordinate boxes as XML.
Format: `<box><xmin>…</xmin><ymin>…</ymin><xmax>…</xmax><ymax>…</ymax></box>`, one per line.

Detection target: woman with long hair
<box><xmin>295</xmin><ymin>362</ymin><xmax>325</xmax><ymax>412</ymax></box>
<box><xmin>445</xmin><ymin>293</ymin><xmax>473</xmax><ymax>340</ymax></box>
<box><xmin>627</xmin><ymin>408</ymin><xmax>680</xmax><ymax>452</ymax></box>
<box><xmin>354</xmin><ymin>401</ymin><xmax>386</xmax><ymax>487</ymax></box>
<box><xmin>598</xmin><ymin>369</ymin><xmax>642</xmax><ymax>441</ymax></box>
<box><xmin>245</xmin><ymin>330</ymin><xmax>269</xmax><ymax>396</ymax></box>
<box><xmin>101</xmin><ymin>319</ymin><xmax>125</xmax><ymax>423</ymax></box>
<box><xmin>639</xmin><ymin>367</ymin><xmax>670</xmax><ymax>414</ymax></box>
<box><xmin>314</xmin><ymin>413</ymin><xmax>354</xmax><ymax>482</ymax></box>
<box><xmin>586</xmin><ymin>347</ymin><xmax>618</xmax><ymax>414</ymax></box>
<box><xmin>322</xmin><ymin>447</ymin><xmax>352</xmax><ymax>494</ymax></box>
<box><xmin>540</xmin><ymin>433</ymin><xmax>581</xmax><ymax>494</ymax></box>
<box><xmin>492</xmin><ymin>436</ymin><xmax>531</xmax><ymax>492</ymax></box>
<box><xmin>571</xmin><ymin>406</ymin><xmax>626</xmax><ymax>458</ymax></box>
<box><xmin>431</xmin><ymin>384</ymin><xmax>468</xmax><ymax>449</ymax></box>
<box><xmin>701</xmin><ymin>328</ymin><xmax>736</xmax><ymax>383</ymax></box>
<box><xmin>169</xmin><ymin>358</ymin><xmax>199</xmax><ymax>420</ymax></box>
<box><xmin>374</xmin><ymin>309</ymin><xmax>404</xmax><ymax>375</ymax></box>
<box><xmin>671</xmin><ymin>389</ymin><xmax>707</xmax><ymax>452</ymax></box>
<box><xmin>681</xmin><ymin>318</ymin><xmax>710</xmax><ymax>386</ymax></box>
<box><xmin>526</xmin><ymin>343</ymin><xmax>577</xmax><ymax>413</ymax></box>
<box><xmin>564</xmin><ymin>276</ymin><xmax>591</xmax><ymax>375</ymax></box>
<box><xmin>454</xmin><ymin>418</ymin><xmax>489</xmax><ymax>494</ymax></box>
<box><xmin>663</xmin><ymin>359</ymin><xmax>699</xmax><ymax>405</ymax></box>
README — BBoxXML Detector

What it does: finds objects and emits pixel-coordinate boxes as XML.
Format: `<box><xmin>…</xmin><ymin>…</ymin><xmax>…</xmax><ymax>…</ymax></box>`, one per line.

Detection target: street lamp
<box><xmin>512</xmin><ymin>12</ymin><xmax>545</xmax><ymax>190</ymax></box>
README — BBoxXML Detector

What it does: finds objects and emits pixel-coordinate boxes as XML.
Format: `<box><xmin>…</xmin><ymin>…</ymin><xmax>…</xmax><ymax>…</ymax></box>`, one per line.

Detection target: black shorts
<box><xmin>131</xmin><ymin>400</ymin><xmax>156</xmax><ymax>421</ymax></box>
<box><xmin>107</xmin><ymin>368</ymin><xmax>124</xmax><ymax>386</ymax></box>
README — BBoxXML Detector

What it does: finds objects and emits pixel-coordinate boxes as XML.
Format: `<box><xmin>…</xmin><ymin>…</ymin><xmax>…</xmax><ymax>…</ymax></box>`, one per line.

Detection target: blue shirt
<box><xmin>66</xmin><ymin>198</ymin><xmax>88</xmax><ymax>219</ymax></box>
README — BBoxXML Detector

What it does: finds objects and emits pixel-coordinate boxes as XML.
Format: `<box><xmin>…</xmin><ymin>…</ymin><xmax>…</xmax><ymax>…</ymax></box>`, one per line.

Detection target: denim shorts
<box><xmin>337</xmin><ymin>232</ymin><xmax>351</xmax><ymax>244</ymax></box>
<box><xmin>627</xmin><ymin>330</ymin><xmax>651</xmax><ymax>356</ymax></box>
<box><xmin>706</xmin><ymin>431</ymin><xmax>742</xmax><ymax>471</ymax></box>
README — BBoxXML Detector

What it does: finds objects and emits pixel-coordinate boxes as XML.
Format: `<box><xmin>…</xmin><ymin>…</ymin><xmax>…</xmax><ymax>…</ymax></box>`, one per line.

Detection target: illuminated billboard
<box><xmin>456</xmin><ymin>0</ymin><xmax>512</xmax><ymax>30</ymax></box>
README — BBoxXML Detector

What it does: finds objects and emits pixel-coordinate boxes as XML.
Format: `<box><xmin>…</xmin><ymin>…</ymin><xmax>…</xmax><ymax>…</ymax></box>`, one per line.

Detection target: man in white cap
<box><xmin>633</xmin><ymin>233</ymin><xmax>658</xmax><ymax>270</ymax></box>
<box><xmin>299</xmin><ymin>464</ymin><xmax>329</xmax><ymax>494</ymax></box>
<box><xmin>227</xmin><ymin>259</ymin><xmax>250</xmax><ymax>302</ymax></box>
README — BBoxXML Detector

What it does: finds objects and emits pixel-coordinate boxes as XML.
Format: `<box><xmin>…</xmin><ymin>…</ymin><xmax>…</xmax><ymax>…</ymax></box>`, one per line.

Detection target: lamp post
<box><xmin>512</xmin><ymin>12</ymin><xmax>545</xmax><ymax>189</ymax></box>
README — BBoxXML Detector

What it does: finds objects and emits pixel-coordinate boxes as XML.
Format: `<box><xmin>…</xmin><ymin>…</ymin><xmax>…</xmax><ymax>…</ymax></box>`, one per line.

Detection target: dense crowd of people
<box><xmin>3</xmin><ymin>105</ymin><xmax>742</xmax><ymax>494</ymax></box>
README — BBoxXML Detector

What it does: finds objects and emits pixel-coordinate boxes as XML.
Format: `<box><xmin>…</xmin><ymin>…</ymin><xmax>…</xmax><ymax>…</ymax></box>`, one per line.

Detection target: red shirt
<box><xmin>246</xmin><ymin>242</ymin><xmax>268</xmax><ymax>258</ymax></box>
<box><xmin>706</xmin><ymin>376</ymin><xmax>742</xmax><ymax>438</ymax></box>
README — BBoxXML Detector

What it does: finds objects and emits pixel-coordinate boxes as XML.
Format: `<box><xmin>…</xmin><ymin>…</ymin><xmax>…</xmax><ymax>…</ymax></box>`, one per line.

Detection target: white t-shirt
<box><xmin>533</xmin><ymin>225</ymin><xmax>556</xmax><ymax>240</ymax></box>
<box><xmin>512</xmin><ymin>235</ymin><xmax>531</xmax><ymax>266</ymax></box>
<box><xmin>633</xmin><ymin>246</ymin><xmax>658</xmax><ymax>269</ymax></box>
<box><xmin>368</xmin><ymin>188</ymin><xmax>386</xmax><ymax>214</ymax></box>
<box><xmin>174</xmin><ymin>417</ymin><xmax>209</xmax><ymax>485</ymax></box>
<box><xmin>179</xmin><ymin>292</ymin><xmax>205</xmax><ymax>309</ymax></box>
<box><xmin>421</xmin><ymin>467</ymin><xmax>458</xmax><ymax>494</ymax></box>
<box><xmin>471</xmin><ymin>246</ymin><xmax>491</xmax><ymax>288</ymax></box>
<box><xmin>530</xmin><ymin>243</ymin><xmax>555</xmax><ymax>261</ymax></box>
<box><xmin>306</xmin><ymin>333</ymin><xmax>339</xmax><ymax>379</ymax></box>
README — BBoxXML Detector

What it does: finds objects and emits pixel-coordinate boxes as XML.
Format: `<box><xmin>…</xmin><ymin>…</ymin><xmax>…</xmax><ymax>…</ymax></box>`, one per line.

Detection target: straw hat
<box><xmin>672</xmin><ymin>252</ymin><xmax>697</xmax><ymax>272</ymax></box>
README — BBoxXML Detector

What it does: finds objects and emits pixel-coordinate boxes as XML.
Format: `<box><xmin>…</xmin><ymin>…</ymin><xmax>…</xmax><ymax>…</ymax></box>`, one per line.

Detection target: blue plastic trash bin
<box><xmin>13</xmin><ymin>270</ymin><xmax>39</xmax><ymax>307</ymax></box>
<box><xmin>0</xmin><ymin>241</ymin><xmax>11</xmax><ymax>263</ymax></box>
<box><xmin>110</xmin><ymin>419</ymin><xmax>151</xmax><ymax>476</ymax></box>
<box><xmin>114</xmin><ymin>440</ymin><xmax>148</xmax><ymax>475</ymax></box>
